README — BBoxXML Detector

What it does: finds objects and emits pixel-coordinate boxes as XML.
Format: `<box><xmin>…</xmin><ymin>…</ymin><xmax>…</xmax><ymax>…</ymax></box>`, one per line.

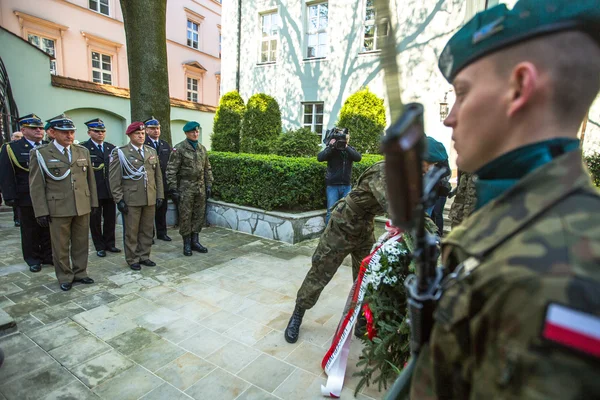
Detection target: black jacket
<box><xmin>82</xmin><ymin>139</ymin><xmax>115</xmax><ymax>200</ymax></box>
<box><xmin>317</xmin><ymin>145</ymin><xmax>362</xmax><ymax>186</ymax></box>
<box><xmin>0</xmin><ymin>137</ymin><xmax>48</xmax><ymax>206</ymax></box>
<box><xmin>144</xmin><ymin>136</ymin><xmax>171</xmax><ymax>188</ymax></box>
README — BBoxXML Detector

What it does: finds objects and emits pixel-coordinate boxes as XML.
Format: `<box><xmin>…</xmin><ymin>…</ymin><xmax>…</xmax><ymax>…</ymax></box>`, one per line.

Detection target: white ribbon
<box><xmin>117</xmin><ymin>148</ymin><xmax>146</xmax><ymax>185</ymax></box>
<box><xmin>35</xmin><ymin>149</ymin><xmax>71</xmax><ymax>184</ymax></box>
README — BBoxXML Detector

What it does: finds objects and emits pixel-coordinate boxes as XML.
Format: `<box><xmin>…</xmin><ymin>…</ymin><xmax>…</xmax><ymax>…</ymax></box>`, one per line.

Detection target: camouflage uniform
<box><xmin>411</xmin><ymin>150</ymin><xmax>600</xmax><ymax>399</ymax></box>
<box><xmin>166</xmin><ymin>140</ymin><xmax>213</xmax><ymax>236</ymax></box>
<box><xmin>448</xmin><ymin>172</ymin><xmax>476</xmax><ymax>229</ymax></box>
<box><xmin>296</xmin><ymin>161</ymin><xmax>387</xmax><ymax>309</ymax></box>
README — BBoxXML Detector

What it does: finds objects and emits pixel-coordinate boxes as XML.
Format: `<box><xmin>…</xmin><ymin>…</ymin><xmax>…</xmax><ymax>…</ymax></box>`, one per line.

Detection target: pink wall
<box><xmin>0</xmin><ymin>0</ymin><xmax>221</xmax><ymax>106</ymax></box>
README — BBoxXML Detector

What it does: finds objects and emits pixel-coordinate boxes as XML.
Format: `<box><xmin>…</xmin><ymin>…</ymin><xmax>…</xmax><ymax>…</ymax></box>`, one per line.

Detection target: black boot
<box><xmin>191</xmin><ymin>233</ymin><xmax>208</xmax><ymax>253</ymax></box>
<box><xmin>284</xmin><ymin>305</ymin><xmax>305</xmax><ymax>343</ymax></box>
<box><xmin>183</xmin><ymin>236</ymin><xmax>193</xmax><ymax>256</ymax></box>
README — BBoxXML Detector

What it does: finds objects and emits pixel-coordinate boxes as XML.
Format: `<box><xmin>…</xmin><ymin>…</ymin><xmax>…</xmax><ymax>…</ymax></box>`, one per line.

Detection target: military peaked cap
<box><xmin>84</xmin><ymin>118</ymin><xmax>106</xmax><ymax>131</ymax></box>
<box><xmin>48</xmin><ymin>113</ymin><xmax>76</xmax><ymax>131</ymax></box>
<box><xmin>144</xmin><ymin>116</ymin><xmax>160</xmax><ymax>127</ymax></box>
<box><xmin>439</xmin><ymin>0</ymin><xmax>600</xmax><ymax>82</ymax></box>
<box><xmin>18</xmin><ymin>114</ymin><xmax>44</xmax><ymax>128</ymax></box>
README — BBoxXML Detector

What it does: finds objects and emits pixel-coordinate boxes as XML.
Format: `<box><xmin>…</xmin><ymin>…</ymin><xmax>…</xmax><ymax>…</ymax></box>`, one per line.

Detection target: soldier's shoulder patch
<box><xmin>541</xmin><ymin>302</ymin><xmax>600</xmax><ymax>359</ymax></box>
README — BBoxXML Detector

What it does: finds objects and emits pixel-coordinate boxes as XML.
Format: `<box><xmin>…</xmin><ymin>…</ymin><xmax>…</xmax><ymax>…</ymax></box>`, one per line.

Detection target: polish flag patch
<box><xmin>542</xmin><ymin>303</ymin><xmax>600</xmax><ymax>358</ymax></box>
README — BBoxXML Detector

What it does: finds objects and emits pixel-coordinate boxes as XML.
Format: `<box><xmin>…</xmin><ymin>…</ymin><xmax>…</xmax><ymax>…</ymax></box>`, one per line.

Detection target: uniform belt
<box><xmin>345</xmin><ymin>196</ymin><xmax>371</xmax><ymax>217</ymax></box>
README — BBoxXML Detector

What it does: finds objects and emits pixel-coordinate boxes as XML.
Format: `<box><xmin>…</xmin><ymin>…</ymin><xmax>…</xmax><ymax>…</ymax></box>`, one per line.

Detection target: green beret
<box><xmin>424</xmin><ymin>136</ymin><xmax>448</xmax><ymax>164</ymax></box>
<box><xmin>439</xmin><ymin>0</ymin><xmax>600</xmax><ymax>82</ymax></box>
<box><xmin>183</xmin><ymin>121</ymin><xmax>200</xmax><ymax>132</ymax></box>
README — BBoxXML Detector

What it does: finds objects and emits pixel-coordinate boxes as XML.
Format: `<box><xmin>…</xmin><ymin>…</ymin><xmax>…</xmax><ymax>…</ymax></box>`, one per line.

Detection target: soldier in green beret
<box><xmin>166</xmin><ymin>121</ymin><xmax>213</xmax><ymax>256</ymax></box>
<box><xmin>410</xmin><ymin>0</ymin><xmax>600</xmax><ymax>398</ymax></box>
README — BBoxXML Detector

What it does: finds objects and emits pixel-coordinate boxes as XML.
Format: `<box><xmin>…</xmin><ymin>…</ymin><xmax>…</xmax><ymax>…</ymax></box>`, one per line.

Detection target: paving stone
<box><xmin>205</xmin><ymin>339</ymin><xmax>260</xmax><ymax>374</ymax></box>
<box><xmin>237</xmin><ymin>385</ymin><xmax>280</xmax><ymax>400</ymax></box>
<box><xmin>0</xmin><ymin>283</ymin><xmax>22</xmax><ymax>297</ymax></box>
<box><xmin>128</xmin><ymin>338</ymin><xmax>186</xmax><ymax>372</ymax></box>
<box><xmin>178</xmin><ymin>329</ymin><xmax>229</xmax><ymax>358</ymax></box>
<box><xmin>155</xmin><ymin>352</ymin><xmax>216</xmax><ymax>391</ymax></box>
<box><xmin>199</xmin><ymin>309</ymin><xmax>244</xmax><ymax>333</ymax></box>
<box><xmin>0</xmin><ymin>332</ymin><xmax>35</xmax><ymax>357</ymax></box>
<box><xmin>0</xmin><ymin>362</ymin><xmax>76</xmax><ymax>400</ymax></box>
<box><xmin>74</xmin><ymin>291</ymin><xmax>120</xmax><ymax>310</ymax></box>
<box><xmin>253</xmin><ymin>330</ymin><xmax>301</xmax><ymax>360</ymax></box>
<box><xmin>92</xmin><ymin>365</ymin><xmax>163</xmax><ymax>400</ymax></box>
<box><xmin>106</xmin><ymin>327</ymin><xmax>163</xmax><ymax>356</ymax></box>
<box><xmin>107</xmin><ymin>295</ymin><xmax>158</xmax><ymax>319</ymax></box>
<box><xmin>2</xmin><ymin>298</ymin><xmax>47</xmax><ymax>318</ymax></box>
<box><xmin>238</xmin><ymin>353</ymin><xmax>296</xmax><ymax>393</ymax></box>
<box><xmin>153</xmin><ymin>292</ymin><xmax>196</xmax><ymax>311</ymax></box>
<box><xmin>72</xmin><ymin>306</ymin><xmax>137</xmax><ymax>341</ymax></box>
<box><xmin>0</xmin><ymin>296</ymin><xmax>14</xmax><ymax>309</ymax></box>
<box><xmin>184</xmin><ymin>368</ymin><xmax>249</xmax><ymax>400</ymax></box>
<box><xmin>71</xmin><ymin>351</ymin><xmax>134</xmax><ymax>388</ymax></box>
<box><xmin>140</xmin><ymin>383</ymin><xmax>191</xmax><ymax>400</ymax></box>
<box><xmin>6</xmin><ymin>285</ymin><xmax>54</xmax><ymax>303</ymax></box>
<box><xmin>284</xmin><ymin>341</ymin><xmax>328</xmax><ymax>376</ymax></box>
<box><xmin>39</xmin><ymin>289</ymin><xmax>85</xmax><ymax>307</ymax></box>
<box><xmin>176</xmin><ymin>300</ymin><xmax>219</xmax><ymax>322</ymax></box>
<box><xmin>42</xmin><ymin>380</ymin><xmax>100</xmax><ymax>400</ymax></box>
<box><xmin>49</xmin><ymin>335</ymin><xmax>112</xmax><ymax>368</ymax></box>
<box><xmin>29</xmin><ymin>320</ymin><xmax>88</xmax><ymax>351</ymax></box>
<box><xmin>223</xmin><ymin>319</ymin><xmax>272</xmax><ymax>346</ymax></box>
<box><xmin>31</xmin><ymin>301</ymin><xmax>85</xmax><ymax>324</ymax></box>
<box><xmin>153</xmin><ymin>318</ymin><xmax>202</xmax><ymax>344</ymax></box>
<box><xmin>134</xmin><ymin>307</ymin><xmax>181</xmax><ymax>331</ymax></box>
<box><xmin>0</xmin><ymin>346</ymin><xmax>56</xmax><ymax>385</ymax></box>
<box><xmin>137</xmin><ymin>285</ymin><xmax>176</xmax><ymax>302</ymax></box>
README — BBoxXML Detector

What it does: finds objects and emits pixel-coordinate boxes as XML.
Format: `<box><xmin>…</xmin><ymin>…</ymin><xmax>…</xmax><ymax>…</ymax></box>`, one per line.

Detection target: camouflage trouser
<box><xmin>296</xmin><ymin>201</ymin><xmax>375</xmax><ymax>310</ymax></box>
<box><xmin>178</xmin><ymin>188</ymin><xmax>206</xmax><ymax>236</ymax></box>
<box><xmin>449</xmin><ymin>172</ymin><xmax>477</xmax><ymax>229</ymax></box>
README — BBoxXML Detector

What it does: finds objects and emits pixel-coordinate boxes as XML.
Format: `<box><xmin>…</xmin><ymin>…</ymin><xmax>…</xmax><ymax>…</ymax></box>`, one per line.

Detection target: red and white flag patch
<box><xmin>542</xmin><ymin>303</ymin><xmax>600</xmax><ymax>358</ymax></box>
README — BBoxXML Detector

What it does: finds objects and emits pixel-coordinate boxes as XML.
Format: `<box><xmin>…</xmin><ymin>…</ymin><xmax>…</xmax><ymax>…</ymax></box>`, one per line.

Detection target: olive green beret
<box><xmin>439</xmin><ymin>0</ymin><xmax>600</xmax><ymax>82</ymax></box>
<box><xmin>424</xmin><ymin>136</ymin><xmax>448</xmax><ymax>164</ymax></box>
<box><xmin>183</xmin><ymin>121</ymin><xmax>200</xmax><ymax>132</ymax></box>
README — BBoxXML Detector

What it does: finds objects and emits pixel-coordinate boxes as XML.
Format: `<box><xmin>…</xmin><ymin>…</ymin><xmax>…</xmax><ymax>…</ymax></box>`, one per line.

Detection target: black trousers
<box><xmin>13</xmin><ymin>206</ymin><xmax>19</xmax><ymax>223</ymax></box>
<box><xmin>154</xmin><ymin>196</ymin><xmax>168</xmax><ymax>236</ymax></box>
<box><xmin>90</xmin><ymin>198</ymin><xmax>116</xmax><ymax>251</ymax></box>
<box><xmin>18</xmin><ymin>206</ymin><xmax>52</xmax><ymax>266</ymax></box>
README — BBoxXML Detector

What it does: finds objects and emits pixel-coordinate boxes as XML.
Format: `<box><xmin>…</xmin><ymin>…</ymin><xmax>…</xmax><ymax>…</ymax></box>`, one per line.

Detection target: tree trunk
<box><xmin>120</xmin><ymin>0</ymin><xmax>172</xmax><ymax>144</ymax></box>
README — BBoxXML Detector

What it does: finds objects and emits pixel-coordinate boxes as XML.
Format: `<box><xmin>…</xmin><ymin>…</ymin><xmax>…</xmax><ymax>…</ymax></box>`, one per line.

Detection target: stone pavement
<box><xmin>0</xmin><ymin>210</ymin><xmax>385</xmax><ymax>400</ymax></box>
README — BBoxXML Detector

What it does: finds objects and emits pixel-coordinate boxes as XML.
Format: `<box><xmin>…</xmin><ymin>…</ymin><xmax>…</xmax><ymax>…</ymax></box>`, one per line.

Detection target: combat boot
<box><xmin>183</xmin><ymin>236</ymin><xmax>193</xmax><ymax>256</ymax></box>
<box><xmin>191</xmin><ymin>233</ymin><xmax>208</xmax><ymax>253</ymax></box>
<box><xmin>284</xmin><ymin>304</ymin><xmax>305</xmax><ymax>343</ymax></box>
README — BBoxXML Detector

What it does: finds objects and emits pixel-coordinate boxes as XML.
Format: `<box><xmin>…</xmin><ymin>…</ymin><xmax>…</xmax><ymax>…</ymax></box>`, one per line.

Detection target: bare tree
<box><xmin>120</xmin><ymin>0</ymin><xmax>172</xmax><ymax>144</ymax></box>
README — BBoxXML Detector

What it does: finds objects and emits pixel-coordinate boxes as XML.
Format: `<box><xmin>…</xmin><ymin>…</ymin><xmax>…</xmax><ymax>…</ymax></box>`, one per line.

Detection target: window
<box><xmin>91</xmin><ymin>51</ymin><xmax>112</xmax><ymax>85</ymax></box>
<box><xmin>89</xmin><ymin>0</ymin><xmax>109</xmax><ymax>16</ymax></box>
<box><xmin>216</xmin><ymin>75</ymin><xmax>221</xmax><ymax>102</ymax></box>
<box><xmin>260</xmin><ymin>12</ymin><xmax>279</xmax><ymax>63</ymax></box>
<box><xmin>28</xmin><ymin>34</ymin><xmax>57</xmax><ymax>75</ymax></box>
<box><xmin>303</xmin><ymin>103</ymin><xmax>324</xmax><ymax>134</ymax></box>
<box><xmin>362</xmin><ymin>0</ymin><xmax>387</xmax><ymax>52</ymax></box>
<box><xmin>306</xmin><ymin>2</ymin><xmax>328</xmax><ymax>59</ymax></box>
<box><xmin>187</xmin><ymin>20</ymin><xmax>200</xmax><ymax>49</ymax></box>
<box><xmin>187</xmin><ymin>77</ymin><xmax>199</xmax><ymax>102</ymax></box>
<box><xmin>219</xmin><ymin>32</ymin><xmax>222</xmax><ymax>58</ymax></box>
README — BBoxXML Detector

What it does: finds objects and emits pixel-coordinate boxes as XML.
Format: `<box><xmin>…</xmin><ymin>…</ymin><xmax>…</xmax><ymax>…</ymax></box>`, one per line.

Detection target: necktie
<box><xmin>154</xmin><ymin>141</ymin><xmax>159</xmax><ymax>149</ymax></box>
<box><xmin>138</xmin><ymin>148</ymin><xmax>143</xmax><ymax>159</ymax></box>
<box><xmin>98</xmin><ymin>144</ymin><xmax>103</xmax><ymax>154</ymax></box>
<box><xmin>34</xmin><ymin>142</ymin><xmax>40</xmax><ymax>147</ymax></box>
<box><xmin>63</xmin><ymin>147</ymin><xmax>69</xmax><ymax>162</ymax></box>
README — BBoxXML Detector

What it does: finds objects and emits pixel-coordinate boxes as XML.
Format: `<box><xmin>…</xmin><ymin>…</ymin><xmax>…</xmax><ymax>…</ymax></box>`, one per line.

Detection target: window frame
<box><xmin>27</xmin><ymin>33</ymin><xmax>58</xmax><ymax>75</ymax></box>
<box><xmin>360</xmin><ymin>0</ymin><xmax>388</xmax><ymax>53</ymax></box>
<box><xmin>258</xmin><ymin>10</ymin><xmax>279</xmax><ymax>64</ymax></box>
<box><xmin>305</xmin><ymin>1</ymin><xmax>329</xmax><ymax>60</ymax></box>
<box><xmin>91</xmin><ymin>50</ymin><xmax>113</xmax><ymax>85</ymax></box>
<box><xmin>88</xmin><ymin>0</ymin><xmax>110</xmax><ymax>16</ymax></box>
<box><xmin>187</xmin><ymin>19</ymin><xmax>200</xmax><ymax>50</ymax></box>
<box><xmin>302</xmin><ymin>102</ymin><xmax>325</xmax><ymax>135</ymax></box>
<box><xmin>186</xmin><ymin>76</ymin><xmax>199</xmax><ymax>103</ymax></box>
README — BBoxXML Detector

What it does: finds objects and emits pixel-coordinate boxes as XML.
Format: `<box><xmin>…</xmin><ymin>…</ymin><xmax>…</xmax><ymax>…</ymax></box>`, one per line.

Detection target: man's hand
<box><xmin>117</xmin><ymin>200</ymin><xmax>128</xmax><ymax>215</ymax></box>
<box><xmin>328</xmin><ymin>139</ymin><xmax>336</xmax><ymax>147</ymax></box>
<box><xmin>156</xmin><ymin>198</ymin><xmax>164</xmax><ymax>208</ymax></box>
<box><xmin>206</xmin><ymin>186</ymin><xmax>212</xmax><ymax>199</ymax></box>
<box><xmin>170</xmin><ymin>190</ymin><xmax>180</xmax><ymax>205</ymax></box>
<box><xmin>4</xmin><ymin>199</ymin><xmax>16</xmax><ymax>207</ymax></box>
<box><xmin>36</xmin><ymin>215</ymin><xmax>51</xmax><ymax>228</ymax></box>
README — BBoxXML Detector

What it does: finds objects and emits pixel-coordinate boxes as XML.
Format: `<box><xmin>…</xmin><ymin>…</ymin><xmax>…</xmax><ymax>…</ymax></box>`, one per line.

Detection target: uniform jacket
<box><xmin>81</xmin><ymin>139</ymin><xmax>115</xmax><ymax>200</ymax></box>
<box><xmin>0</xmin><ymin>137</ymin><xmax>48</xmax><ymax>206</ymax></box>
<box><xmin>411</xmin><ymin>150</ymin><xmax>600</xmax><ymax>399</ymax></box>
<box><xmin>144</xmin><ymin>136</ymin><xmax>171</xmax><ymax>189</ymax></box>
<box><xmin>109</xmin><ymin>143</ymin><xmax>164</xmax><ymax>207</ymax></box>
<box><xmin>166</xmin><ymin>140</ymin><xmax>213</xmax><ymax>192</ymax></box>
<box><xmin>448</xmin><ymin>172</ymin><xmax>477</xmax><ymax>228</ymax></box>
<box><xmin>317</xmin><ymin>145</ymin><xmax>362</xmax><ymax>186</ymax></box>
<box><xmin>29</xmin><ymin>143</ymin><xmax>99</xmax><ymax>217</ymax></box>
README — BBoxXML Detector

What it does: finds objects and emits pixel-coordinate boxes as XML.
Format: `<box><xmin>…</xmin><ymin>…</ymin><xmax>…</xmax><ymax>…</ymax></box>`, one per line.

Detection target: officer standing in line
<box><xmin>409</xmin><ymin>1</ymin><xmax>600</xmax><ymax>398</ymax></box>
<box><xmin>82</xmin><ymin>118</ymin><xmax>121</xmax><ymax>257</ymax></box>
<box><xmin>144</xmin><ymin>116</ymin><xmax>172</xmax><ymax>242</ymax></box>
<box><xmin>29</xmin><ymin>114</ymin><xmax>98</xmax><ymax>291</ymax></box>
<box><xmin>0</xmin><ymin>114</ymin><xmax>52</xmax><ymax>272</ymax></box>
<box><xmin>9</xmin><ymin>131</ymin><xmax>23</xmax><ymax>227</ymax></box>
<box><xmin>166</xmin><ymin>121</ymin><xmax>212</xmax><ymax>256</ymax></box>
<box><xmin>109</xmin><ymin>122</ymin><xmax>164</xmax><ymax>271</ymax></box>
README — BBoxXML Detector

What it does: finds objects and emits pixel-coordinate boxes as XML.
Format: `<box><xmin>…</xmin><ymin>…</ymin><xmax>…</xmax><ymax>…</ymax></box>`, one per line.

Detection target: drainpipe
<box><xmin>235</xmin><ymin>0</ymin><xmax>241</xmax><ymax>91</ymax></box>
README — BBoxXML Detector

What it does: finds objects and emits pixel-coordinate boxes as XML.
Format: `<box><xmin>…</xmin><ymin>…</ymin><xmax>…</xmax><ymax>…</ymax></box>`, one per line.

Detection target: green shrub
<box><xmin>240</xmin><ymin>93</ymin><xmax>282</xmax><ymax>154</ymax></box>
<box><xmin>274</xmin><ymin>128</ymin><xmax>320</xmax><ymax>157</ymax></box>
<box><xmin>337</xmin><ymin>87</ymin><xmax>386</xmax><ymax>154</ymax></box>
<box><xmin>209</xmin><ymin>152</ymin><xmax>383</xmax><ymax>211</ymax></box>
<box><xmin>585</xmin><ymin>152</ymin><xmax>600</xmax><ymax>186</ymax></box>
<box><xmin>211</xmin><ymin>91</ymin><xmax>246</xmax><ymax>152</ymax></box>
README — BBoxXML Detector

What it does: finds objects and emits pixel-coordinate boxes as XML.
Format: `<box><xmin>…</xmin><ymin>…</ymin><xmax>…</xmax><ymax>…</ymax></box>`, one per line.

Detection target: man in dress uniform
<box><xmin>144</xmin><ymin>116</ymin><xmax>172</xmax><ymax>242</ymax></box>
<box><xmin>29</xmin><ymin>114</ymin><xmax>98</xmax><ymax>291</ymax></box>
<box><xmin>9</xmin><ymin>131</ymin><xmax>23</xmax><ymax>227</ymax></box>
<box><xmin>0</xmin><ymin>114</ymin><xmax>52</xmax><ymax>272</ymax></box>
<box><xmin>82</xmin><ymin>118</ymin><xmax>121</xmax><ymax>257</ymax></box>
<box><xmin>166</xmin><ymin>121</ymin><xmax>213</xmax><ymax>256</ymax></box>
<box><xmin>109</xmin><ymin>122</ymin><xmax>164</xmax><ymax>271</ymax></box>
<box><xmin>408</xmin><ymin>1</ymin><xmax>600</xmax><ymax>398</ymax></box>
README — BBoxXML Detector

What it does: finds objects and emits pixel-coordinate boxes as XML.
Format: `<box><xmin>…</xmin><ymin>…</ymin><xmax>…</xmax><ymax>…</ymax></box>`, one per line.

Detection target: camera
<box><xmin>324</xmin><ymin>127</ymin><xmax>348</xmax><ymax>150</ymax></box>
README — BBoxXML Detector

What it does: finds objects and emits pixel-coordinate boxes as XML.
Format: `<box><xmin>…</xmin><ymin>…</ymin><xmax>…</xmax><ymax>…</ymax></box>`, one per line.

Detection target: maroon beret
<box><xmin>126</xmin><ymin>121</ymin><xmax>145</xmax><ymax>135</ymax></box>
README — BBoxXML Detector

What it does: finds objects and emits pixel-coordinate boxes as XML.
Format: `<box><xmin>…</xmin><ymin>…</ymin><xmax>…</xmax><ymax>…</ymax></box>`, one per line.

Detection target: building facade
<box><xmin>222</xmin><ymin>0</ymin><xmax>600</xmax><ymax>168</ymax></box>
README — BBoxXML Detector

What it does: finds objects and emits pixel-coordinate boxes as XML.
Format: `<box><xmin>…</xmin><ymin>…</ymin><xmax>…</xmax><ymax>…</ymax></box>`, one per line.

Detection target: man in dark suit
<box><xmin>144</xmin><ymin>116</ymin><xmax>172</xmax><ymax>241</ymax></box>
<box><xmin>82</xmin><ymin>118</ymin><xmax>121</xmax><ymax>257</ymax></box>
<box><xmin>0</xmin><ymin>114</ymin><xmax>53</xmax><ymax>272</ymax></box>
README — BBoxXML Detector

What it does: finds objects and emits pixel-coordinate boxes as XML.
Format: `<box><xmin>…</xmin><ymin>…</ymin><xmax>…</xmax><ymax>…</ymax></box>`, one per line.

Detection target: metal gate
<box><xmin>0</xmin><ymin>56</ymin><xmax>19</xmax><ymax>145</ymax></box>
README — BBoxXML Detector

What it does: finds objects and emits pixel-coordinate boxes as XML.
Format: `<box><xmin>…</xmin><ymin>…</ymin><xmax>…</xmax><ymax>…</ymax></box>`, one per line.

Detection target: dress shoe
<box><xmin>97</xmin><ymin>250</ymin><xmax>106</xmax><ymax>257</ymax></box>
<box><xmin>107</xmin><ymin>247</ymin><xmax>122</xmax><ymax>253</ymax></box>
<box><xmin>60</xmin><ymin>282</ymin><xmax>72</xmax><ymax>291</ymax></box>
<box><xmin>140</xmin><ymin>259</ymin><xmax>156</xmax><ymax>267</ymax></box>
<box><xmin>130</xmin><ymin>263</ymin><xmax>141</xmax><ymax>271</ymax></box>
<box><xmin>29</xmin><ymin>264</ymin><xmax>42</xmax><ymax>273</ymax></box>
<box><xmin>74</xmin><ymin>277</ymin><xmax>95</xmax><ymax>284</ymax></box>
<box><xmin>284</xmin><ymin>305</ymin><xmax>306</xmax><ymax>343</ymax></box>
<box><xmin>157</xmin><ymin>234</ymin><xmax>172</xmax><ymax>241</ymax></box>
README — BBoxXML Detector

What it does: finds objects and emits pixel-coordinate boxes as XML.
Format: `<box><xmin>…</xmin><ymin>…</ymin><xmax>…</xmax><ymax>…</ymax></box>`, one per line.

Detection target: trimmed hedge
<box><xmin>240</xmin><ymin>93</ymin><xmax>282</xmax><ymax>154</ymax></box>
<box><xmin>585</xmin><ymin>153</ymin><xmax>600</xmax><ymax>186</ymax></box>
<box><xmin>209</xmin><ymin>152</ymin><xmax>384</xmax><ymax>211</ymax></box>
<box><xmin>274</xmin><ymin>128</ymin><xmax>320</xmax><ymax>157</ymax></box>
<box><xmin>211</xmin><ymin>91</ymin><xmax>245</xmax><ymax>153</ymax></box>
<box><xmin>337</xmin><ymin>87</ymin><xmax>386</xmax><ymax>154</ymax></box>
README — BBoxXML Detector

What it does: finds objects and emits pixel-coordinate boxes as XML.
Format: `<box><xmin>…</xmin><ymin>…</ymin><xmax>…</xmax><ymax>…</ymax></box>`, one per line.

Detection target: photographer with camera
<box><xmin>317</xmin><ymin>127</ymin><xmax>362</xmax><ymax>224</ymax></box>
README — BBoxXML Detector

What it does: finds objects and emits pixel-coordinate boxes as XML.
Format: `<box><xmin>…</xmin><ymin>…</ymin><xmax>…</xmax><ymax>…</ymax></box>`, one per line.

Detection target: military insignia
<box><xmin>541</xmin><ymin>303</ymin><xmax>600</xmax><ymax>359</ymax></box>
<box><xmin>83</xmin><ymin>166</ymin><xmax>87</xmax><ymax>172</ymax></box>
<box><xmin>472</xmin><ymin>17</ymin><xmax>505</xmax><ymax>44</ymax></box>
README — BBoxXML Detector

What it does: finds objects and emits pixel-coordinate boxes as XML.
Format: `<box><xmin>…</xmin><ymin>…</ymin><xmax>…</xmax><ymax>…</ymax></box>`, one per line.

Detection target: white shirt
<box><xmin>53</xmin><ymin>141</ymin><xmax>71</xmax><ymax>162</ymax></box>
<box><xmin>25</xmin><ymin>138</ymin><xmax>39</xmax><ymax>147</ymax></box>
<box><xmin>130</xmin><ymin>143</ymin><xmax>144</xmax><ymax>158</ymax></box>
<box><xmin>91</xmin><ymin>139</ymin><xmax>104</xmax><ymax>153</ymax></box>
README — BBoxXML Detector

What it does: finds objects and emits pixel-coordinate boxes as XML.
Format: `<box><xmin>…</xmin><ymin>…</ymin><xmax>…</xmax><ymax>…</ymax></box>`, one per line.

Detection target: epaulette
<box><xmin>35</xmin><ymin>143</ymin><xmax>50</xmax><ymax>150</ymax></box>
<box><xmin>73</xmin><ymin>143</ymin><xmax>86</xmax><ymax>149</ymax></box>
